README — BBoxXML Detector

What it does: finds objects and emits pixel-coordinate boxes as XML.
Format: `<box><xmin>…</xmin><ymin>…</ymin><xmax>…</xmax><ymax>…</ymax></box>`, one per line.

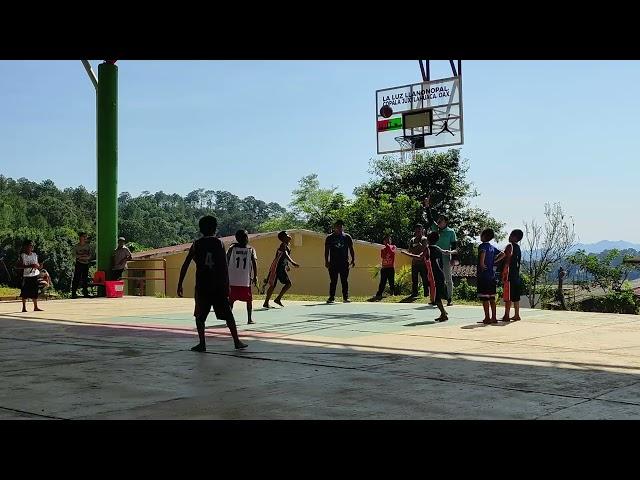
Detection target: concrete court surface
<box><xmin>1</xmin><ymin>296</ymin><xmax>640</xmax><ymax>419</ymax></box>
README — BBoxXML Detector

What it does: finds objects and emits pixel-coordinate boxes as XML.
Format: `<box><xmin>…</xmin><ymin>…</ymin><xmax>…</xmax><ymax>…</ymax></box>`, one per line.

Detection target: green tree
<box><xmin>289</xmin><ymin>174</ymin><xmax>347</xmax><ymax>232</ymax></box>
<box><xmin>334</xmin><ymin>193</ymin><xmax>416</xmax><ymax>246</ymax></box>
<box><xmin>258</xmin><ymin>212</ymin><xmax>306</xmax><ymax>233</ymax></box>
<box><xmin>0</xmin><ymin>175</ymin><xmax>288</xmax><ymax>292</ymax></box>
<box><xmin>356</xmin><ymin>149</ymin><xmax>504</xmax><ymax>260</ymax></box>
<box><xmin>523</xmin><ymin>203</ymin><xmax>577</xmax><ymax>308</ymax></box>
<box><xmin>567</xmin><ymin>249</ymin><xmax>639</xmax><ymax>293</ymax></box>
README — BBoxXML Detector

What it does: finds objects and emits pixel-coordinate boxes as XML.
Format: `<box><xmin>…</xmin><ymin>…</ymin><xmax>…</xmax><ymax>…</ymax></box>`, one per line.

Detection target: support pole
<box><xmin>96</xmin><ymin>62</ymin><xmax>118</xmax><ymax>286</ymax></box>
<box><xmin>81</xmin><ymin>60</ymin><xmax>98</xmax><ymax>90</ymax></box>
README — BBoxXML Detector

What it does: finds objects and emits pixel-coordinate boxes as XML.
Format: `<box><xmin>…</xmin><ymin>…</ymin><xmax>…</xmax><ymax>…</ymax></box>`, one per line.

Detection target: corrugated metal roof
<box><xmin>131</xmin><ymin>232</ymin><xmax>262</xmax><ymax>260</ymax></box>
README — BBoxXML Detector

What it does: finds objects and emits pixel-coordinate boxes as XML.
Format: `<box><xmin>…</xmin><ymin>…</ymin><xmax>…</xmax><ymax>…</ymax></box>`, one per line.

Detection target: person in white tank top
<box><xmin>226</xmin><ymin>230</ymin><xmax>258</xmax><ymax>324</ymax></box>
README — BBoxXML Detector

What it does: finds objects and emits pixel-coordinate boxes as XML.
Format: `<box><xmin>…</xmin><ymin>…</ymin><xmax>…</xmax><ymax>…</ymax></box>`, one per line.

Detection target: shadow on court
<box><xmin>1</xmin><ymin>305</ymin><xmax>640</xmax><ymax>420</ymax></box>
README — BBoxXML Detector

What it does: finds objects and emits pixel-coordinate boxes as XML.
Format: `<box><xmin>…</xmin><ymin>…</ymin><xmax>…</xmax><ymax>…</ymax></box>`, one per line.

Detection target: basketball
<box><xmin>380</xmin><ymin>104</ymin><xmax>393</xmax><ymax>118</ymax></box>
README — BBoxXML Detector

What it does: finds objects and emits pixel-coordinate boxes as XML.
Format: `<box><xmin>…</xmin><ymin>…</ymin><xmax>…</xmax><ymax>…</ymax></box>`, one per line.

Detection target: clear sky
<box><xmin>0</xmin><ymin>60</ymin><xmax>637</xmax><ymax>244</ymax></box>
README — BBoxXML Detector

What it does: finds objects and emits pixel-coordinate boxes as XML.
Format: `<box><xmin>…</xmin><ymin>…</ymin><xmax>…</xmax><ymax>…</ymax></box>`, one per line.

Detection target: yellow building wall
<box><xmin>123</xmin><ymin>259</ymin><xmax>166</xmax><ymax>297</ymax></box>
<box><xmin>144</xmin><ymin>231</ymin><xmax>413</xmax><ymax>298</ymax></box>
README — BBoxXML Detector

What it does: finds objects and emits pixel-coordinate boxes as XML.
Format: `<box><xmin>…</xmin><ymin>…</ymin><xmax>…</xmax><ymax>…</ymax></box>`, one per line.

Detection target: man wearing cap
<box><xmin>111</xmin><ymin>237</ymin><xmax>132</xmax><ymax>280</ymax></box>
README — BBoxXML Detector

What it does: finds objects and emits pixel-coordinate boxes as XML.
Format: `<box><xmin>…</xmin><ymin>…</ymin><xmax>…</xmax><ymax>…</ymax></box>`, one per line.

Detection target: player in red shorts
<box><xmin>227</xmin><ymin>230</ymin><xmax>258</xmax><ymax>324</ymax></box>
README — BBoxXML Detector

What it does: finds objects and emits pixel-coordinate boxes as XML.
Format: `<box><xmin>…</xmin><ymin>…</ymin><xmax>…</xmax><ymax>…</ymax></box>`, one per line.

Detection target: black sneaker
<box><xmin>447</xmin><ymin>299</ymin><xmax>453</xmax><ymax>306</ymax></box>
<box><xmin>343</xmin><ymin>298</ymin><xmax>351</xmax><ymax>303</ymax></box>
<box><xmin>327</xmin><ymin>298</ymin><xmax>335</xmax><ymax>304</ymax></box>
<box><xmin>71</xmin><ymin>294</ymin><xmax>78</xmax><ymax>299</ymax></box>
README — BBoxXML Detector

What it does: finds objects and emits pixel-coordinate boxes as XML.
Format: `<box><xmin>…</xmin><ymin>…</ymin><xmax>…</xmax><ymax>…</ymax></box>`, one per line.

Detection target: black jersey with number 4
<box><xmin>191</xmin><ymin>236</ymin><xmax>229</xmax><ymax>293</ymax></box>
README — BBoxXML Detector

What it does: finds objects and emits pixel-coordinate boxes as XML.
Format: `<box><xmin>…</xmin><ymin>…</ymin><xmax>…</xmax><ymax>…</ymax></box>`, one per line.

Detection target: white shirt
<box><xmin>21</xmin><ymin>253</ymin><xmax>40</xmax><ymax>278</ymax></box>
<box><xmin>227</xmin><ymin>246</ymin><xmax>257</xmax><ymax>287</ymax></box>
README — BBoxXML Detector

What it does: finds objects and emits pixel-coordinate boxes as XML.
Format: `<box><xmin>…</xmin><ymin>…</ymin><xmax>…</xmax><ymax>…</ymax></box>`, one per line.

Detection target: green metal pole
<box><xmin>96</xmin><ymin>62</ymin><xmax>118</xmax><ymax>289</ymax></box>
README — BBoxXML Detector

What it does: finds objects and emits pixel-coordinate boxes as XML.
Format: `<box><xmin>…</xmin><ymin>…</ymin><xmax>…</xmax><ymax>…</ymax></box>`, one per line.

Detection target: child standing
<box><xmin>227</xmin><ymin>230</ymin><xmax>258</xmax><ymax>324</ymax></box>
<box><xmin>501</xmin><ymin>229</ymin><xmax>524</xmax><ymax>322</ymax></box>
<box><xmin>263</xmin><ymin>231</ymin><xmax>300</xmax><ymax>308</ymax></box>
<box><xmin>375</xmin><ymin>234</ymin><xmax>396</xmax><ymax>299</ymax></box>
<box><xmin>403</xmin><ymin>232</ymin><xmax>450</xmax><ymax>321</ymax></box>
<box><xmin>16</xmin><ymin>240</ymin><xmax>43</xmax><ymax>313</ymax></box>
<box><xmin>477</xmin><ymin>228</ymin><xmax>504</xmax><ymax>324</ymax></box>
<box><xmin>177</xmin><ymin>216</ymin><xmax>247</xmax><ymax>352</ymax></box>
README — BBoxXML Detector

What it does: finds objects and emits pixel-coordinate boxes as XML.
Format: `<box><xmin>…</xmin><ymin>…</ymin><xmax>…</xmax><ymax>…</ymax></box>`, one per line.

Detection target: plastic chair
<box><xmin>93</xmin><ymin>271</ymin><xmax>106</xmax><ymax>285</ymax></box>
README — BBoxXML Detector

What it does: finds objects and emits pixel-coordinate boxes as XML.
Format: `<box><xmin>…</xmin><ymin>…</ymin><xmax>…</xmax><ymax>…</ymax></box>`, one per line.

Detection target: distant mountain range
<box><xmin>571</xmin><ymin>241</ymin><xmax>640</xmax><ymax>254</ymax></box>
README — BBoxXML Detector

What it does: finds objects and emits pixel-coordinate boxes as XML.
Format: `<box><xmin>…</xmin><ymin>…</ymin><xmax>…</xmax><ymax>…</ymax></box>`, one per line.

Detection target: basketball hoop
<box><xmin>394</xmin><ymin>135</ymin><xmax>423</xmax><ymax>162</ymax></box>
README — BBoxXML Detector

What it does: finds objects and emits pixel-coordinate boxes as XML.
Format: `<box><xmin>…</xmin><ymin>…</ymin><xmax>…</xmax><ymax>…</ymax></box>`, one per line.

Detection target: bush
<box><xmin>394</xmin><ymin>265</ymin><xmax>413</xmax><ymax>295</ymax></box>
<box><xmin>369</xmin><ymin>265</ymin><xmax>413</xmax><ymax>296</ymax></box>
<box><xmin>519</xmin><ymin>273</ymin><xmax>531</xmax><ymax>295</ymax></box>
<box><xmin>572</xmin><ymin>289</ymin><xmax>639</xmax><ymax>315</ymax></box>
<box><xmin>453</xmin><ymin>278</ymin><xmax>476</xmax><ymax>301</ymax></box>
<box><xmin>537</xmin><ymin>284</ymin><xmax>556</xmax><ymax>307</ymax></box>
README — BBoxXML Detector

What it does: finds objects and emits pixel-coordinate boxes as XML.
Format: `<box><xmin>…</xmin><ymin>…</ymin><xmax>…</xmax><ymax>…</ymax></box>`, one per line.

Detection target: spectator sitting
<box><xmin>38</xmin><ymin>269</ymin><xmax>51</xmax><ymax>289</ymax></box>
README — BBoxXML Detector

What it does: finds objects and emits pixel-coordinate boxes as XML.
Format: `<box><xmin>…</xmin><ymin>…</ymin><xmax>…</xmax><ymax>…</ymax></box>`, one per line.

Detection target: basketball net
<box><xmin>395</xmin><ymin>136</ymin><xmax>418</xmax><ymax>163</ymax></box>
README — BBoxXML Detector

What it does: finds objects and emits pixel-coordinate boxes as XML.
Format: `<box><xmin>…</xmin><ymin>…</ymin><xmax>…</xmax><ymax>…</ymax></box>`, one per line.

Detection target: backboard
<box><xmin>376</xmin><ymin>75</ymin><xmax>463</xmax><ymax>155</ymax></box>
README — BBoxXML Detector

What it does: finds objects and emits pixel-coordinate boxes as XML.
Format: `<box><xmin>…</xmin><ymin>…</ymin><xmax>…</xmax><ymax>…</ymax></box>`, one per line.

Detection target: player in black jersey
<box><xmin>177</xmin><ymin>216</ymin><xmax>247</xmax><ymax>352</ymax></box>
<box><xmin>501</xmin><ymin>229</ymin><xmax>524</xmax><ymax>322</ymax></box>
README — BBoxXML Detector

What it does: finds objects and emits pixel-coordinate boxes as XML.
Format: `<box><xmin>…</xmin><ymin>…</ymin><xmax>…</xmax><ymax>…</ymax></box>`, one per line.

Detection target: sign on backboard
<box><xmin>376</xmin><ymin>76</ymin><xmax>463</xmax><ymax>154</ymax></box>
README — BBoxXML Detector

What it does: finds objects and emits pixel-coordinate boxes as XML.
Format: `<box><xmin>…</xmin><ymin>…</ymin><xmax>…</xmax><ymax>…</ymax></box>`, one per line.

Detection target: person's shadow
<box><xmin>403</xmin><ymin>320</ymin><xmax>436</xmax><ymax>327</ymax></box>
<box><xmin>399</xmin><ymin>295</ymin><xmax>418</xmax><ymax>303</ymax></box>
<box><xmin>461</xmin><ymin>320</ymin><xmax>513</xmax><ymax>329</ymax></box>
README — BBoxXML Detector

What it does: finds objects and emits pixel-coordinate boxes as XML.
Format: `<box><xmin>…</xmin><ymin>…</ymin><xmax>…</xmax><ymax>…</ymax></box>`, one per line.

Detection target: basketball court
<box><xmin>2</xmin><ymin>297</ymin><xmax>640</xmax><ymax>419</ymax></box>
<box><xmin>2</xmin><ymin>61</ymin><xmax>638</xmax><ymax>419</ymax></box>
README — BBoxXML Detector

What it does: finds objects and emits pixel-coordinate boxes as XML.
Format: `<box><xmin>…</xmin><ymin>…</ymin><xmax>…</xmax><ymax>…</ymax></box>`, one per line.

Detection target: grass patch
<box><xmin>0</xmin><ymin>285</ymin><xmax>20</xmax><ymax>297</ymax></box>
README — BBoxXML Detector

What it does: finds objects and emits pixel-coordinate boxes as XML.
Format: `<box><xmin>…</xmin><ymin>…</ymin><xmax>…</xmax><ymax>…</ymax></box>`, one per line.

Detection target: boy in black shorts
<box><xmin>403</xmin><ymin>232</ymin><xmax>450</xmax><ymax>321</ymax></box>
<box><xmin>177</xmin><ymin>216</ymin><xmax>247</xmax><ymax>352</ymax></box>
<box><xmin>263</xmin><ymin>231</ymin><xmax>300</xmax><ymax>308</ymax></box>
<box><xmin>477</xmin><ymin>228</ymin><xmax>505</xmax><ymax>324</ymax></box>
<box><xmin>501</xmin><ymin>229</ymin><xmax>524</xmax><ymax>322</ymax></box>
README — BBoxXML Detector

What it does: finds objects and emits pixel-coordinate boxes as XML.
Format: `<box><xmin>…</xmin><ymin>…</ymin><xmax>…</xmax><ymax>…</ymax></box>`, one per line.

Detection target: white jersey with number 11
<box><xmin>227</xmin><ymin>246</ymin><xmax>257</xmax><ymax>287</ymax></box>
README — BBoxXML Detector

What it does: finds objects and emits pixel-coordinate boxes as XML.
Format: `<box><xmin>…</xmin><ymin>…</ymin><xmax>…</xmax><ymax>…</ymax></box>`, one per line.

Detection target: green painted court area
<box><xmin>2</xmin><ymin>296</ymin><xmax>640</xmax><ymax>419</ymax></box>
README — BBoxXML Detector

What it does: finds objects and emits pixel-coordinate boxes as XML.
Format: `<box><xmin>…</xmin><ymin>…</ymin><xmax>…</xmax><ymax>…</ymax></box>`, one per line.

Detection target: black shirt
<box><xmin>508</xmin><ymin>242</ymin><xmax>521</xmax><ymax>281</ymax></box>
<box><xmin>428</xmin><ymin>245</ymin><xmax>445</xmax><ymax>283</ymax></box>
<box><xmin>190</xmin><ymin>236</ymin><xmax>228</xmax><ymax>293</ymax></box>
<box><xmin>325</xmin><ymin>233</ymin><xmax>353</xmax><ymax>266</ymax></box>
<box><xmin>276</xmin><ymin>243</ymin><xmax>290</xmax><ymax>271</ymax></box>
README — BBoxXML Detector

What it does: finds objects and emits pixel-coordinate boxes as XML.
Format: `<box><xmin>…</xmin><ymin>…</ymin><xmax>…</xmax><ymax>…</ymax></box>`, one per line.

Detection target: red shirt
<box><xmin>381</xmin><ymin>244</ymin><xmax>396</xmax><ymax>268</ymax></box>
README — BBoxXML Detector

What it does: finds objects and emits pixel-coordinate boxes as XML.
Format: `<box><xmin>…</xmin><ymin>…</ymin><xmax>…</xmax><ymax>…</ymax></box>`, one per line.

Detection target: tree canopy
<box><xmin>0</xmin><ymin>175</ymin><xmax>286</xmax><ymax>291</ymax></box>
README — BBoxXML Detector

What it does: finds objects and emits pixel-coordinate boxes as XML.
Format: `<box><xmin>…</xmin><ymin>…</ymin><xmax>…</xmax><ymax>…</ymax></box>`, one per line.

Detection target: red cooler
<box><xmin>104</xmin><ymin>280</ymin><xmax>125</xmax><ymax>298</ymax></box>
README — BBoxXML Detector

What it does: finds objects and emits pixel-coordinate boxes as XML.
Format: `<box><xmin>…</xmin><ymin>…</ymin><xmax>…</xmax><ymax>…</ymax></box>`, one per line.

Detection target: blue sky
<box><xmin>0</xmin><ymin>60</ymin><xmax>637</xmax><ymax>244</ymax></box>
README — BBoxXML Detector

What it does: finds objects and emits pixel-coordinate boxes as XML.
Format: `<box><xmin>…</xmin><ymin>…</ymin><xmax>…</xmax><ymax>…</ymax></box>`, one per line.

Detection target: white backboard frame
<box><xmin>376</xmin><ymin>75</ymin><xmax>464</xmax><ymax>154</ymax></box>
